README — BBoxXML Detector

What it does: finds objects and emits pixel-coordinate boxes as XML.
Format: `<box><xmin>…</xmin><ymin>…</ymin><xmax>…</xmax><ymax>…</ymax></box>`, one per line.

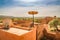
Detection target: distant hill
<box><xmin>0</xmin><ymin>15</ymin><xmax>14</xmax><ymax>18</ymax></box>
<box><xmin>0</xmin><ymin>15</ymin><xmax>60</xmax><ymax>19</ymax></box>
<box><xmin>0</xmin><ymin>15</ymin><xmax>43</xmax><ymax>18</ymax></box>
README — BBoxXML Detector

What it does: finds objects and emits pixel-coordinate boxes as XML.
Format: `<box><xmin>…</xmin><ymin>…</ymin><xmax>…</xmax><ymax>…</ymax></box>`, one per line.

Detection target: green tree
<box><xmin>49</xmin><ymin>19</ymin><xmax>60</xmax><ymax>31</ymax></box>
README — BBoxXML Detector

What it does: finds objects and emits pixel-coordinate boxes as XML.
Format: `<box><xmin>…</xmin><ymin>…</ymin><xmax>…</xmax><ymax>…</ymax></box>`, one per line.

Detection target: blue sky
<box><xmin>0</xmin><ymin>0</ymin><xmax>60</xmax><ymax>17</ymax></box>
<box><xmin>0</xmin><ymin>0</ymin><xmax>60</xmax><ymax>7</ymax></box>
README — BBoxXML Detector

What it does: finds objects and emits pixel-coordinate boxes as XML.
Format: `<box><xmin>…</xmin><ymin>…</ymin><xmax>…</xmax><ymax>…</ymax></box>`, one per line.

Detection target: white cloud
<box><xmin>20</xmin><ymin>0</ymin><xmax>37</xmax><ymax>2</ymax></box>
<box><xmin>0</xmin><ymin>5</ymin><xmax>60</xmax><ymax>17</ymax></box>
<box><xmin>0</xmin><ymin>0</ymin><xmax>59</xmax><ymax>7</ymax></box>
<box><xmin>14</xmin><ymin>0</ymin><xmax>37</xmax><ymax>2</ymax></box>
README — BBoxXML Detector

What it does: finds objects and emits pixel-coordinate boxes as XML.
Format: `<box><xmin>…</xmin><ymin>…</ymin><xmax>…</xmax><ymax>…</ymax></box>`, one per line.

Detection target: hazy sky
<box><xmin>0</xmin><ymin>0</ymin><xmax>60</xmax><ymax>17</ymax></box>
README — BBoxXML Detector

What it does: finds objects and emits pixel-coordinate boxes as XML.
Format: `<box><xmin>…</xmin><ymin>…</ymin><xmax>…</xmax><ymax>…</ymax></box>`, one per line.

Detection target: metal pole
<box><xmin>33</xmin><ymin>14</ymin><xmax>34</xmax><ymax>27</ymax></box>
<box><xmin>30</xmin><ymin>14</ymin><xmax>34</xmax><ymax>27</ymax></box>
